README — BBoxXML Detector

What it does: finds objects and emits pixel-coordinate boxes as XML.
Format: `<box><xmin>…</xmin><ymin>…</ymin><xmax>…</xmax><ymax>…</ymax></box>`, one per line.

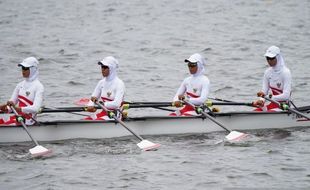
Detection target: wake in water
<box><xmin>0</xmin><ymin>128</ymin><xmax>299</xmax><ymax>160</ymax></box>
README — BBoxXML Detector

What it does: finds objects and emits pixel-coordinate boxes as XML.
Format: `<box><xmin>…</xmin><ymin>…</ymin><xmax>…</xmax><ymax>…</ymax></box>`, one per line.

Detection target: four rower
<box><xmin>0</xmin><ymin>47</ymin><xmax>296</xmax><ymax>126</ymax></box>
<box><xmin>0</xmin><ymin>57</ymin><xmax>44</xmax><ymax>125</ymax></box>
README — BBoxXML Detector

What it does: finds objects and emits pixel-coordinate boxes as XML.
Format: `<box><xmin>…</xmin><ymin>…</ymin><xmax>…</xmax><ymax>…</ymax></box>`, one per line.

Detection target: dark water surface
<box><xmin>0</xmin><ymin>0</ymin><xmax>310</xmax><ymax>189</ymax></box>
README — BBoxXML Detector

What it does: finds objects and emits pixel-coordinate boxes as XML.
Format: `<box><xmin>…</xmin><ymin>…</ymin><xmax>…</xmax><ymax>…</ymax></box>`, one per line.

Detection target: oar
<box><xmin>75</xmin><ymin>98</ymin><xmax>173</xmax><ymax>108</ymax></box>
<box><xmin>76</xmin><ymin>98</ymin><xmax>254</xmax><ymax>107</ymax></box>
<box><xmin>204</xmin><ymin>100</ymin><xmax>254</xmax><ymax>107</ymax></box>
<box><xmin>40</xmin><ymin>107</ymin><xmax>88</xmax><ymax>113</ymax></box>
<box><xmin>264</xmin><ymin>96</ymin><xmax>310</xmax><ymax>120</ymax></box>
<box><xmin>95</xmin><ymin>101</ymin><xmax>160</xmax><ymax>151</ymax></box>
<box><xmin>124</xmin><ymin>101</ymin><xmax>172</xmax><ymax>104</ymax></box>
<box><xmin>208</xmin><ymin>97</ymin><xmax>255</xmax><ymax>107</ymax></box>
<box><xmin>40</xmin><ymin>104</ymin><xmax>174</xmax><ymax>113</ymax></box>
<box><xmin>10</xmin><ymin>106</ymin><xmax>52</xmax><ymax>157</ymax></box>
<box><xmin>183</xmin><ymin>100</ymin><xmax>248</xmax><ymax>141</ymax></box>
<box><xmin>126</xmin><ymin>101</ymin><xmax>254</xmax><ymax>107</ymax></box>
<box><xmin>208</xmin><ymin>97</ymin><xmax>234</xmax><ymax>103</ymax></box>
<box><xmin>40</xmin><ymin>100</ymin><xmax>254</xmax><ymax>114</ymax></box>
<box><xmin>122</xmin><ymin>103</ymin><xmax>172</xmax><ymax>108</ymax></box>
<box><xmin>40</xmin><ymin>102</ymin><xmax>252</xmax><ymax>114</ymax></box>
<box><xmin>40</xmin><ymin>107</ymin><xmax>90</xmax><ymax>117</ymax></box>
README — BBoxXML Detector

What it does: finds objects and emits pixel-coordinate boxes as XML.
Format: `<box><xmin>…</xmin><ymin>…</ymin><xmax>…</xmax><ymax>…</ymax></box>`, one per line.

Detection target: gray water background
<box><xmin>0</xmin><ymin>0</ymin><xmax>310</xmax><ymax>189</ymax></box>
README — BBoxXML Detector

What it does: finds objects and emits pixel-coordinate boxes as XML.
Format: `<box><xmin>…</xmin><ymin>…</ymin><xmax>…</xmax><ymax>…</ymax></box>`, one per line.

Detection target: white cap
<box><xmin>264</xmin><ymin>46</ymin><xmax>280</xmax><ymax>58</ymax></box>
<box><xmin>98</xmin><ymin>56</ymin><xmax>119</xmax><ymax>68</ymax></box>
<box><xmin>184</xmin><ymin>53</ymin><xmax>201</xmax><ymax>63</ymax></box>
<box><xmin>18</xmin><ymin>57</ymin><xmax>39</xmax><ymax>68</ymax></box>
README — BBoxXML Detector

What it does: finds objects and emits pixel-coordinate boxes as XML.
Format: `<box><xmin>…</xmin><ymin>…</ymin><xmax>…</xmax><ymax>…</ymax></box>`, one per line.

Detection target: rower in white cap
<box><xmin>253</xmin><ymin>46</ymin><xmax>292</xmax><ymax>111</ymax></box>
<box><xmin>170</xmin><ymin>53</ymin><xmax>210</xmax><ymax>116</ymax></box>
<box><xmin>85</xmin><ymin>56</ymin><xmax>125</xmax><ymax>120</ymax></box>
<box><xmin>0</xmin><ymin>57</ymin><xmax>44</xmax><ymax>125</ymax></box>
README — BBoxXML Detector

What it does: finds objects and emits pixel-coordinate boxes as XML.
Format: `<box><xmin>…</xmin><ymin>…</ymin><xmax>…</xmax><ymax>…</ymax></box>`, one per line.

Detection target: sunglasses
<box><xmin>21</xmin><ymin>66</ymin><xmax>30</xmax><ymax>71</ymax></box>
<box><xmin>187</xmin><ymin>62</ymin><xmax>197</xmax><ymax>68</ymax></box>
<box><xmin>101</xmin><ymin>65</ymin><xmax>109</xmax><ymax>70</ymax></box>
<box><xmin>266</xmin><ymin>57</ymin><xmax>276</xmax><ymax>61</ymax></box>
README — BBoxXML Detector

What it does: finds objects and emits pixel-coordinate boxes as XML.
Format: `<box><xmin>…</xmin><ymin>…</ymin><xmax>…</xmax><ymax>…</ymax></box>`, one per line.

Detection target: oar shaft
<box><xmin>40</xmin><ymin>101</ymin><xmax>254</xmax><ymax>114</ymax></box>
<box><xmin>200</xmin><ymin>112</ymin><xmax>231</xmax><ymax>132</ymax></box>
<box><xmin>11</xmin><ymin>107</ymin><xmax>39</xmax><ymax>146</ymax></box>
<box><xmin>95</xmin><ymin>102</ymin><xmax>144</xmax><ymax>141</ymax></box>
<box><xmin>124</xmin><ymin>101</ymin><xmax>172</xmax><ymax>104</ymax></box>
<box><xmin>41</xmin><ymin>107</ymin><xmax>87</xmax><ymax>113</ymax></box>
<box><xmin>207</xmin><ymin>97</ymin><xmax>255</xmax><ymax>107</ymax></box>
<box><xmin>208</xmin><ymin>97</ymin><xmax>233</xmax><ymax>103</ymax></box>
<box><xmin>208</xmin><ymin>102</ymin><xmax>254</xmax><ymax>106</ymax></box>
<box><xmin>264</xmin><ymin>97</ymin><xmax>310</xmax><ymax>120</ymax></box>
<box><xmin>114</xmin><ymin>116</ymin><xmax>144</xmax><ymax>141</ymax></box>
<box><xmin>125</xmin><ymin>103</ymin><xmax>172</xmax><ymax>108</ymax></box>
<box><xmin>183</xmin><ymin>100</ymin><xmax>231</xmax><ymax>132</ymax></box>
<box><xmin>127</xmin><ymin>101</ymin><xmax>253</xmax><ymax>106</ymax></box>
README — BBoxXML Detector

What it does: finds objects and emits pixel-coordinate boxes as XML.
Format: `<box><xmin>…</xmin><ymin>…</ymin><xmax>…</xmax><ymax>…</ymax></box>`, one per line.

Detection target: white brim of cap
<box><xmin>264</xmin><ymin>52</ymin><xmax>276</xmax><ymax>58</ymax></box>
<box><xmin>184</xmin><ymin>58</ymin><xmax>197</xmax><ymax>63</ymax></box>
<box><xmin>18</xmin><ymin>62</ymin><xmax>32</xmax><ymax>67</ymax></box>
<box><xmin>98</xmin><ymin>61</ymin><xmax>109</xmax><ymax>66</ymax></box>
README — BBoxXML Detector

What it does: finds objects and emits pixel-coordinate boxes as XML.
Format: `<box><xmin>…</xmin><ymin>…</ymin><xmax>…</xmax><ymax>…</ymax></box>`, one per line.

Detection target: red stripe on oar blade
<box><xmin>143</xmin><ymin>143</ymin><xmax>161</xmax><ymax>151</ymax></box>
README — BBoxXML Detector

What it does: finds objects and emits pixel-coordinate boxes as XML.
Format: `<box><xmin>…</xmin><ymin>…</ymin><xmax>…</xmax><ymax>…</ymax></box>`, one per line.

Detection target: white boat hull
<box><xmin>0</xmin><ymin>111</ymin><xmax>309</xmax><ymax>143</ymax></box>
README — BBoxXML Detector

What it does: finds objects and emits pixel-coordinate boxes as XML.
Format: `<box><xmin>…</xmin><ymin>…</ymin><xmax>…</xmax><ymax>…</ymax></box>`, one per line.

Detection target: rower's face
<box><xmin>101</xmin><ymin>65</ymin><xmax>110</xmax><ymax>77</ymax></box>
<box><xmin>187</xmin><ymin>62</ymin><xmax>198</xmax><ymax>74</ymax></box>
<box><xmin>21</xmin><ymin>66</ymin><xmax>30</xmax><ymax>78</ymax></box>
<box><xmin>266</xmin><ymin>57</ymin><xmax>277</xmax><ymax>67</ymax></box>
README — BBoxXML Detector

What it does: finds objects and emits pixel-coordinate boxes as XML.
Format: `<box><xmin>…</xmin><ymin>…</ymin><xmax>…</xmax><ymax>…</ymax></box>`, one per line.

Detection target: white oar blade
<box><xmin>225</xmin><ymin>131</ymin><xmax>248</xmax><ymax>142</ymax></box>
<box><xmin>137</xmin><ymin>140</ymin><xmax>160</xmax><ymax>151</ymax></box>
<box><xmin>29</xmin><ymin>145</ymin><xmax>52</xmax><ymax>157</ymax></box>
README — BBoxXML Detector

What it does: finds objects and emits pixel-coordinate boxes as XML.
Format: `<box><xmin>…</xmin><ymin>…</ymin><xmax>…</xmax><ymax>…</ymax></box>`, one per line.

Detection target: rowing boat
<box><xmin>0</xmin><ymin>106</ymin><xmax>309</xmax><ymax>143</ymax></box>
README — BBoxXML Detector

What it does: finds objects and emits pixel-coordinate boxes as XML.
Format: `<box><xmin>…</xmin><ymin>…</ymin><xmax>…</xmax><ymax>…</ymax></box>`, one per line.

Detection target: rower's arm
<box><xmin>173</xmin><ymin>80</ymin><xmax>186</xmax><ymax>102</ymax></box>
<box><xmin>261</xmin><ymin>71</ymin><xmax>269</xmax><ymax>96</ymax></box>
<box><xmin>9</xmin><ymin>83</ymin><xmax>21</xmax><ymax>105</ymax></box>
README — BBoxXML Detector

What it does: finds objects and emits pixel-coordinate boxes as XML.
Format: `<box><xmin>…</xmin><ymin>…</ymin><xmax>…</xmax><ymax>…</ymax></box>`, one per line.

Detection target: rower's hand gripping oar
<box><xmin>94</xmin><ymin>101</ymin><xmax>160</xmax><ymax>151</ymax></box>
<box><xmin>263</xmin><ymin>96</ymin><xmax>310</xmax><ymax>120</ymax></box>
<box><xmin>183</xmin><ymin>100</ymin><xmax>248</xmax><ymax>141</ymax></box>
<box><xmin>10</xmin><ymin>106</ymin><xmax>52</xmax><ymax>157</ymax></box>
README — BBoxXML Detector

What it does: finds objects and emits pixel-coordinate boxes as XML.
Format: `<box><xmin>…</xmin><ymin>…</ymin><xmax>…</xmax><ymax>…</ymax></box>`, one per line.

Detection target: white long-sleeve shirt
<box><xmin>173</xmin><ymin>75</ymin><xmax>210</xmax><ymax>105</ymax></box>
<box><xmin>7</xmin><ymin>79</ymin><xmax>44</xmax><ymax>125</ymax></box>
<box><xmin>88</xmin><ymin>77</ymin><xmax>125</xmax><ymax>109</ymax></box>
<box><xmin>262</xmin><ymin>66</ymin><xmax>291</xmax><ymax>102</ymax></box>
<box><xmin>10</xmin><ymin>79</ymin><xmax>44</xmax><ymax>114</ymax></box>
